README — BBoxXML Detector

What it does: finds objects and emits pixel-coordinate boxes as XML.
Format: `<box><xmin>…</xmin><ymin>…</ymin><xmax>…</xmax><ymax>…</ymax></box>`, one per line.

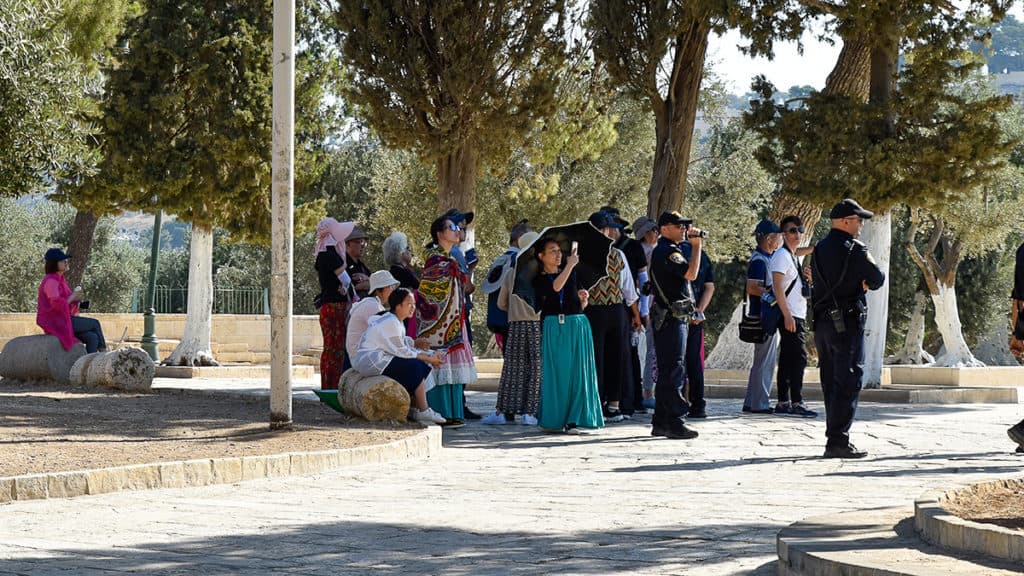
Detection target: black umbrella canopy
<box><xmin>512</xmin><ymin>221</ymin><xmax>614</xmax><ymax>309</ymax></box>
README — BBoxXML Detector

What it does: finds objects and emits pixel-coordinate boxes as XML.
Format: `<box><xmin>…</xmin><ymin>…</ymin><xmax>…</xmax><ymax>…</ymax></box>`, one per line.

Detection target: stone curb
<box><xmin>914</xmin><ymin>479</ymin><xmax>1024</xmax><ymax>562</ymax></box>
<box><xmin>0</xmin><ymin>426</ymin><xmax>441</xmax><ymax>504</ymax></box>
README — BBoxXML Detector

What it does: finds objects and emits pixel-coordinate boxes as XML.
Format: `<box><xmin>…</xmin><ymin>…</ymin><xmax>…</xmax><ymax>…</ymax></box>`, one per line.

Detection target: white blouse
<box><xmin>346</xmin><ymin>296</ymin><xmax>385</xmax><ymax>360</ymax></box>
<box><xmin>353</xmin><ymin>313</ymin><xmax>424</xmax><ymax>376</ymax></box>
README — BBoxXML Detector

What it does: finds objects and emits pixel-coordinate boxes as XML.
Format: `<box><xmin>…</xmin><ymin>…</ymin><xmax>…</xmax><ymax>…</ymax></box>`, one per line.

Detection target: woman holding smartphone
<box><xmin>532</xmin><ymin>238</ymin><xmax>603</xmax><ymax>434</ymax></box>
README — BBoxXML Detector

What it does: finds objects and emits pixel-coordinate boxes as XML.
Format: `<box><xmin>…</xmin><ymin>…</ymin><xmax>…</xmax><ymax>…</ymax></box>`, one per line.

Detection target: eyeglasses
<box><xmin>447</xmin><ymin>224</ymin><xmax>462</xmax><ymax>232</ymax></box>
<box><xmin>785</xmin><ymin>226</ymin><xmax>805</xmax><ymax>234</ymax></box>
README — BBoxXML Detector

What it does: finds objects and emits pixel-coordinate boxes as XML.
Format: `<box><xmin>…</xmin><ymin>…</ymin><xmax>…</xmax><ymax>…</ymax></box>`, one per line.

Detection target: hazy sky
<box><xmin>709</xmin><ymin>7</ymin><xmax>1024</xmax><ymax>95</ymax></box>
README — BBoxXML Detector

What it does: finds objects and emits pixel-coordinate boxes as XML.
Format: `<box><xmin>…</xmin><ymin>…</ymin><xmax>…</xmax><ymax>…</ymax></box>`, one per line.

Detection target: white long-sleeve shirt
<box><xmin>346</xmin><ymin>296</ymin><xmax>385</xmax><ymax>361</ymax></box>
<box><xmin>353</xmin><ymin>313</ymin><xmax>425</xmax><ymax>376</ymax></box>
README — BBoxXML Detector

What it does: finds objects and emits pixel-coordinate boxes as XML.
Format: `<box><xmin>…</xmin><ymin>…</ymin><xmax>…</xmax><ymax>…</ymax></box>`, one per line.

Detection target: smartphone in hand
<box><xmin>571</xmin><ymin>241</ymin><xmax>578</xmax><ymax>254</ymax></box>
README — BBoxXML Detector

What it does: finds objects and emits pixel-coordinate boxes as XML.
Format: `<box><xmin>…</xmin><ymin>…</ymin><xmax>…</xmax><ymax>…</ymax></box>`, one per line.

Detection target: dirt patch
<box><xmin>0</xmin><ymin>380</ymin><xmax>422</xmax><ymax>477</ymax></box>
<box><xmin>943</xmin><ymin>478</ymin><xmax>1024</xmax><ymax>532</ymax></box>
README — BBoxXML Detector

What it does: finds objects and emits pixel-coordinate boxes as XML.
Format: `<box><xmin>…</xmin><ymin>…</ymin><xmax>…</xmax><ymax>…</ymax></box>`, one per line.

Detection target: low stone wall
<box><xmin>0</xmin><ymin>313</ymin><xmax>322</xmax><ymax>354</ymax></box>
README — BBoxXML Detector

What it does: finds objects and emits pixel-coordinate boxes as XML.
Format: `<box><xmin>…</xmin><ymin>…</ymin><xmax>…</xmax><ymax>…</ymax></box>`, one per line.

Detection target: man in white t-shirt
<box><xmin>769</xmin><ymin>215</ymin><xmax>817</xmax><ymax>418</ymax></box>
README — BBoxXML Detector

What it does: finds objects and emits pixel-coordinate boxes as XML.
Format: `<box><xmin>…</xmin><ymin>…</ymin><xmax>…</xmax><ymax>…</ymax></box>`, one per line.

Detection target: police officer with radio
<box><xmin>648</xmin><ymin>211</ymin><xmax>704</xmax><ymax>440</ymax></box>
<box><xmin>811</xmin><ymin>199</ymin><xmax>885</xmax><ymax>459</ymax></box>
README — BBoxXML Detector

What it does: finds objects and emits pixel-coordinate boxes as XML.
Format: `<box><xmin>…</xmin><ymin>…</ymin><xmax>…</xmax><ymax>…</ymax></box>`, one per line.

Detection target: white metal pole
<box><xmin>270</xmin><ymin>0</ymin><xmax>295</xmax><ymax>429</ymax></box>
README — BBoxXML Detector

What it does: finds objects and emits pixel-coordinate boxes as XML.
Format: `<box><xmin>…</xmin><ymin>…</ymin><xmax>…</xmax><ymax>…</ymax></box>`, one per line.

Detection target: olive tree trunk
<box><xmin>646</xmin><ymin>20</ymin><xmax>710</xmax><ymax>218</ymax></box>
<box><xmin>66</xmin><ymin>209</ymin><xmax>98</xmax><ymax>289</ymax></box>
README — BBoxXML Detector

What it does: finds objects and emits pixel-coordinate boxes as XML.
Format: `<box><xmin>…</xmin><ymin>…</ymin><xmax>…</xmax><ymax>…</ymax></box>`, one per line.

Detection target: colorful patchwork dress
<box><xmin>416</xmin><ymin>246</ymin><xmax>477</xmax><ymax>419</ymax></box>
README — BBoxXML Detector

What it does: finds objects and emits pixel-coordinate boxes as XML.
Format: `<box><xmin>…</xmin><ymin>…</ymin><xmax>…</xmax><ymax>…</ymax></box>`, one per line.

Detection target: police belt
<box><xmin>650</xmin><ymin>266</ymin><xmax>694</xmax><ymax>327</ymax></box>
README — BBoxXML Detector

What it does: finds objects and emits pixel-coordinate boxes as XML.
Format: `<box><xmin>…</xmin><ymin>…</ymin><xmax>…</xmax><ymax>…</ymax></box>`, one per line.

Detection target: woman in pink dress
<box><xmin>37</xmin><ymin>248</ymin><xmax>106</xmax><ymax>353</ymax></box>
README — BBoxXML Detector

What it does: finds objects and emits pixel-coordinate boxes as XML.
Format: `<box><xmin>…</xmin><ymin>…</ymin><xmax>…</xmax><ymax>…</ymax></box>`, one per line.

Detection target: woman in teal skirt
<box><xmin>532</xmin><ymin>239</ymin><xmax>604</xmax><ymax>434</ymax></box>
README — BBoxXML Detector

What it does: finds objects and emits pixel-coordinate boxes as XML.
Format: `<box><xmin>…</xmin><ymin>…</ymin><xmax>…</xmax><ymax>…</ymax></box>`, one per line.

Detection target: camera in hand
<box><xmin>640</xmin><ymin>281</ymin><xmax>653</xmax><ymax>296</ymax></box>
<box><xmin>687</xmin><ymin>230</ymin><xmax>708</xmax><ymax>239</ymax></box>
<box><xmin>79</xmin><ymin>300</ymin><xmax>91</xmax><ymax>311</ymax></box>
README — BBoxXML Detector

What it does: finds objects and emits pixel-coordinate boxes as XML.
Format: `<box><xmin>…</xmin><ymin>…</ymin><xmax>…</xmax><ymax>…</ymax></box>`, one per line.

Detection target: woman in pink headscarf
<box><xmin>314</xmin><ymin>217</ymin><xmax>356</xmax><ymax>390</ymax></box>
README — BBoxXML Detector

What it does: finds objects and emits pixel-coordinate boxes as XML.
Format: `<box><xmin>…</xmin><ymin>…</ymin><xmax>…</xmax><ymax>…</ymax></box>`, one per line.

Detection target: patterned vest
<box><xmin>588</xmin><ymin>249</ymin><xmax>625</xmax><ymax>306</ymax></box>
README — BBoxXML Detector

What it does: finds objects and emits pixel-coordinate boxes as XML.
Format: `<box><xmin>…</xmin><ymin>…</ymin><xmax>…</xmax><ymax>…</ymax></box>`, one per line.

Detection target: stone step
<box><xmin>704</xmin><ymin>383</ymin><xmax>1017</xmax><ymax>404</ymax></box>
<box><xmin>215</xmin><ymin>351</ymin><xmax>257</xmax><ymax>363</ymax></box>
<box><xmin>155</xmin><ymin>364</ymin><xmax>315</xmax><ymax>379</ymax></box>
<box><xmin>777</xmin><ymin>506</ymin><xmax>1023</xmax><ymax>576</ymax></box>
<box><xmin>211</xmin><ymin>342</ymin><xmax>250</xmax><ymax>354</ymax></box>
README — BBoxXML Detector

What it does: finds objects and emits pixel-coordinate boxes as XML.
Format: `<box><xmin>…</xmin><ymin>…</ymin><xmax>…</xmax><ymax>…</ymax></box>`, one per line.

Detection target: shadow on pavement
<box><xmin>0</xmin><ymin>519</ymin><xmax>781</xmax><ymax>575</ymax></box>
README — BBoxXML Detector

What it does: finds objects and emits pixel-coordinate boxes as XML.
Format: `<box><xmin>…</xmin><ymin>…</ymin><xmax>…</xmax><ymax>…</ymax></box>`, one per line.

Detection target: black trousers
<box><xmin>685</xmin><ymin>321</ymin><xmax>705</xmax><ymax>412</ymax></box>
<box><xmin>652</xmin><ymin>314</ymin><xmax>689</xmax><ymax>428</ymax></box>
<box><xmin>813</xmin><ymin>317</ymin><xmax>865</xmax><ymax>449</ymax></box>
<box><xmin>71</xmin><ymin>316</ymin><xmax>106</xmax><ymax>353</ymax></box>
<box><xmin>776</xmin><ymin>318</ymin><xmax>807</xmax><ymax>404</ymax></box>
<box><xmin>585</xmin><ymin>304</ymin><xmax>632</xmax><ymax>407</ymax></box>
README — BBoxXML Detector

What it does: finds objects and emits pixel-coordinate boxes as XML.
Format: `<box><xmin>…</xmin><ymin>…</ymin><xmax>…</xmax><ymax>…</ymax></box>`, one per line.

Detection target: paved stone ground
<box><xmin>1</xmin><ymin>380</ymin><xmax>1023</xmax><ymax>575</ymax></box>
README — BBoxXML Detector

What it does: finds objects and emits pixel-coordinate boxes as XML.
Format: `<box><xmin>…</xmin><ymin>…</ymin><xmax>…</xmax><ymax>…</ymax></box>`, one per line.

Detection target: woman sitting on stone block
<box><xmin>354</xmin><ymin>288</ymin><xmax>447</xmax><ymax>424</ymax></box>
<box><xmin>37</xmin><ymin>248</ymin><xmax>106</xmax><ymax>353</ymax></box>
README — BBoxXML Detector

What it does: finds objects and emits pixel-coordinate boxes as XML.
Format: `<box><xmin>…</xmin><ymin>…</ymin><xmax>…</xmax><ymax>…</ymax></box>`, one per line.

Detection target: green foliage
<box><xmin>0</xmin><ymin>198</ymin><xmax>145</xmax><ymax>312</ymax></box>
<box><xmin>93</xmin><ymin>0</ymin><xmax>342</xmax><ymax>241</ymax></box>
<box><xmin>686</xmin><ymin>119</ymin><xmax>775</xmax><ymax>261</ymax></box>
<box><xmin>333</xmin><ymin>0</ymin><xmax>568</xmax><ymax>186</ymax></box>
<box><xmin>746</xmin><ymin>2</ymin><xmax>1014</xmax><ymax>212</ymax></box>
<box><xmin>0</xmin><ymin>0</ymin><xmax>100</xmax><ymax>196</ymax></box>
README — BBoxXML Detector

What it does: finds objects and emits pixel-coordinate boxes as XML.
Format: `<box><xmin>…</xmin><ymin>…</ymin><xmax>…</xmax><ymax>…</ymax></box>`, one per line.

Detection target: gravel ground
<box><xmin>945</xmin><ymin>478</ymin><xmax>1024</xmax><ymax>531</ymax></box>
<box><xmin>0</xmin><ymin>380</ymin><xmax>421</xmax><ymax>477</ymax></box>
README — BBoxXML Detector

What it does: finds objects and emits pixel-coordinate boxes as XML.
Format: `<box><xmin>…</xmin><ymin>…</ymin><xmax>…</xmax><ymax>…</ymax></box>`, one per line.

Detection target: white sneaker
<box><xmin>520</xmin><ymin>414</ymin><xmax>538</xmax><ymax>426</ymax></box>
<box><xmin>414</xmin><ymin>408</ymin><xmax>447</xmax><ymax>424</ymax></box>
<box><xmin>481</xmin><ymin>412</ymin><xmax>507</xmax><ymax>425</ymax></box>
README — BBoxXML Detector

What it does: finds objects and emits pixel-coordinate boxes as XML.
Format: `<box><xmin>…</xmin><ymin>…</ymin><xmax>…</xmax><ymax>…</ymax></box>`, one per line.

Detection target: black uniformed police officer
<box><xmin>648</xmin><ymin>211</ymin><xmax>703</xmax><ymax>439</ymax></box>
<box><xmin>811</xmin><ymin>199</ymin><xmax>885</xmax><ymax>458</ymax></box>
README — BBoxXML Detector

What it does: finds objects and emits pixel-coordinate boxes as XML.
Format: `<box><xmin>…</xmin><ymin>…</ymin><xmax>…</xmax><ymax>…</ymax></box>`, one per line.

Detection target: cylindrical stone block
<box><xmin>338</xmin><ymin>369</ymin><xmax>410</xmax><ymax>422</ymax></box>
<box><xmin>69</xmin><ymin>352</ymin><xmax>102</xmax><ymax>386</ymax></box>
<box><xmin>0</xmin><ymin>335</ymin><xmax>86</xmax><ymax>384</ymax></box>
<box><xmin>86</xmin><ymin>347</ymin><xmax>155</xmax><ymax>391</ymax></box>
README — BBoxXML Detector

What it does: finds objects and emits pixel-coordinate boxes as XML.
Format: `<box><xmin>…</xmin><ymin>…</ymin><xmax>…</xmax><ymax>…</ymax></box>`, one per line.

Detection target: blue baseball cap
<box><xmin>589</xmin><ymin>210</ymin><xmax>622</xmax><ymax>230</ymax></box>
<box><xmin>44</xmin><ymin>248</ymin><xmax>71</xmax><ymax>261</ymax></box>
<box><xmin>754</xmin><ymin>219</ymin><xmax>781</xmax><ymax>236</ymax></box>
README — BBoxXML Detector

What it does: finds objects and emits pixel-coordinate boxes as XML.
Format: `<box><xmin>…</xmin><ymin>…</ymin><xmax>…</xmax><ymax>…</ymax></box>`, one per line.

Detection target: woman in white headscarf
<box><xmin>314</xmin><ymin>217</ymin><xmax>356</xmax><ymax>390</ymax></box>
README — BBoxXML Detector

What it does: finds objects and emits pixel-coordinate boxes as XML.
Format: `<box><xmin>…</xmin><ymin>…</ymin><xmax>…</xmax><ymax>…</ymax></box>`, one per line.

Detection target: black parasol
<box><xmin>512</xmin><ymin>221</ymin><xmax>614</xmax><ymax>310</ymax></box>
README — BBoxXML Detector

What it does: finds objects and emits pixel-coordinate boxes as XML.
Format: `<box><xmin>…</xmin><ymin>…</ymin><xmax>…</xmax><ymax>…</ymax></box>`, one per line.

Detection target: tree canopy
<box><xmin>332</xmin><ymin>0</ymin><xmax>573</xmax><ymax>212</ymax></box>
<box><xmin>91</xmin><ymin>0</ymin><xmax>343</xmax><ymax>240</ymax></box>
<box><xmin>745</xmin><ymin>1</ymin><xmax>1014</xmax><ymax>212</ymax></box>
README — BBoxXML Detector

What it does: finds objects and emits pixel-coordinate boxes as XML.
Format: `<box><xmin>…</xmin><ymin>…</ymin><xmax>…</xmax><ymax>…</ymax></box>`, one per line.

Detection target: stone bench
<box><xmin>338</xmin><ymin>369</ymin><xmax>411</xmax><ymax>422</ymax></box>
<box><xmin>0</xmin><ymin>335</ymin><xmax>86</xmax><ymax>384</ymax></box>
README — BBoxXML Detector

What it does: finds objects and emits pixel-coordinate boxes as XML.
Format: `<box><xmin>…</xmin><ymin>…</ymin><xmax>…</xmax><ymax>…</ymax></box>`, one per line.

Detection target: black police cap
<box><xmin>829</xmin><ymin>198</ymin><xmax>874</xmax><ymax>220</ymax></box>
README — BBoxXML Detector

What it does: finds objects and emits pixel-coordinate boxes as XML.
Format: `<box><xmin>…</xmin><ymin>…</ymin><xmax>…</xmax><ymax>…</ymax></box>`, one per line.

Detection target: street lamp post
<box><xmin>141</xmin><ymin>210</ymin><xmax>163</xmax><ymax>361</ymax></box>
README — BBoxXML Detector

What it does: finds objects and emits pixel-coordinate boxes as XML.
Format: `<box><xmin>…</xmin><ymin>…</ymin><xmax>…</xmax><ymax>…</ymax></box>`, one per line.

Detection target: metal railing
<box><xmin>132</xmin><ymin>286</ymin><xmax>270</xmax><ymax>315</ymax></box>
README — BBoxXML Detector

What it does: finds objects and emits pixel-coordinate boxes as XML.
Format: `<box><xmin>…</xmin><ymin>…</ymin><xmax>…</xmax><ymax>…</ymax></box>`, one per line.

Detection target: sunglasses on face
<box><xmin>447</xmin><ymin>224</ymin><xmax>462</xmax><ymax>232</ymax></box>
<box><xmin>785</xmin><ymin>226</ymin><xmax>805</xmax><ymax>234</ymax></box>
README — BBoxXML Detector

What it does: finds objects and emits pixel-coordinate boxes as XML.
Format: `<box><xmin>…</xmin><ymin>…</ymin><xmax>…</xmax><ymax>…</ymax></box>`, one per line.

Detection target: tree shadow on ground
<box><xmin>0</xmin><ymin>382</ymin><xmax>408</xmax><ymax>443</ymax></box>
<box><xmin>0</xmin><ymin>518</ymin><xmax>781</xmax><ymax>575</ymax></box>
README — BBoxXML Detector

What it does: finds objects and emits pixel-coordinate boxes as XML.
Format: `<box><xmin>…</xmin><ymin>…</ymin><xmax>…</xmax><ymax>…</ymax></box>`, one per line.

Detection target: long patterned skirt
<box><xmin>495</xmin><ymin>320</ymin><xmax>542</xmax><ymax>416</ymax></box>
<box><xmin>537</xmin><ymin>314</ymin><xmax>604</xmax><ymax>431</ymax></box>
<box><xmin>427</xmin><ymin>321</ymin><xmax>477</xmax><ymax>419</ymax></box>
<box><xmin>319</xmin><ymin>301</ymin><xmax>349</xmax><ymax>390</ymax></box>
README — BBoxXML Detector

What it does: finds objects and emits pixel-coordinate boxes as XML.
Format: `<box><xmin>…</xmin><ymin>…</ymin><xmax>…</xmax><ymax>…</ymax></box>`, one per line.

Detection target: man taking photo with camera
<box><xmin>648</xmin><ymin>211</ymin><xmax>703</xmax><ymax>440</ymax></box>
